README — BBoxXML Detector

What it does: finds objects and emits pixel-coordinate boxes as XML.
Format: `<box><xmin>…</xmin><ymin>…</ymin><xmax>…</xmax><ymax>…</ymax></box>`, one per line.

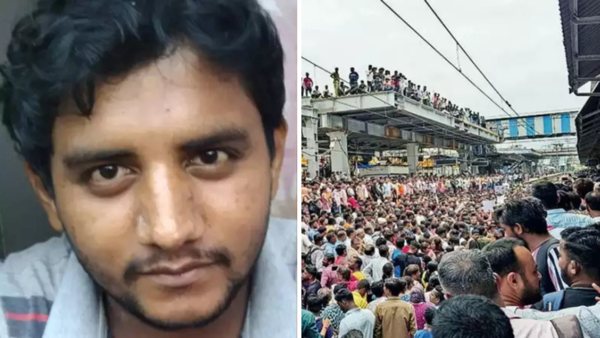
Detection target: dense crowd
<box><xmin>301</xmin><ymin>66</ymin><xmax>486</xmax><ymax>127</ymax></box>
<box><xmin>300</xmin><ymin>172</ymin><xmax>600</xmax><ymax>338</ymax></box>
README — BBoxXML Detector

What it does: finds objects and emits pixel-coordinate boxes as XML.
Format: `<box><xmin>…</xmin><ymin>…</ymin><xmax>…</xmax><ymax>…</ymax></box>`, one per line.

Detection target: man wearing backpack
<box><xmin>541</xmin><ymin>225</ymin><xmax>600</xmax><ymax>311</ymax></box>
<box><xmin>497</xmin><ymin>198</ymin><xmax>568</xmax><ymax>295</ymax></box>
<box><xmin>308</xmin><ymin>234</ymin><xmax>326</xmax><ymax>272</ymax></box>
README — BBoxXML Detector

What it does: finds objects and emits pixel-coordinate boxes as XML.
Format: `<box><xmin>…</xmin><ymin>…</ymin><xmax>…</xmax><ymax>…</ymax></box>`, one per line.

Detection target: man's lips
<box><xmin>139</xmin><ymin>261</ymin><xmax>216</xmax><ymax>288</ymax></box>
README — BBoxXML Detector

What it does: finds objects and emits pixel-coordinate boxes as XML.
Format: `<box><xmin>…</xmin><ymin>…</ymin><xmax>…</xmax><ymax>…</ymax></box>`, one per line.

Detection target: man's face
<box><xmin>514</xmin><ymin>246</ymin><xmax>542</xmax><ymax>305</ymax></box>
<box><xmin>337</xmin><ymin>232</ymin><xmax>347</xmax><ymax>242</ymax></box>
<box><xmin>500</xmin><ymin>223</ymin><xmax>520</xmax><ymax>239</ymax></box>
<box><xmin>358</xmin><ymin>286</ymin><xmax>367</xmax><ymax>297</ymax></box>
<box><xmin>33</xmin><ymin>50</ymin><xmax>285</xmax><ymax>329</ymax></box>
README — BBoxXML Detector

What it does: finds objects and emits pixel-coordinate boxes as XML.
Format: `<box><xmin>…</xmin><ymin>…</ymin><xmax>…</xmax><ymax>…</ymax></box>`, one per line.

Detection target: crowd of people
<box><xmin>300</xmin><ymin>171</ymin><xmax>600</xmax><ymax>338</ymax></box>
<box><xmin>301</xmin><ymin>65</ymin><xmax>486</xmax><ymax>128</ymax></box>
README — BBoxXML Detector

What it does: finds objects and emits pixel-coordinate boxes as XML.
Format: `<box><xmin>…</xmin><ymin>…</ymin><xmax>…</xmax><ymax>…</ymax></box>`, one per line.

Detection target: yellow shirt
<box><xmin>352</xmin><ymin>291</ymin><xmax>368</xmax><ymax>309</ymax></box>
<box><xmin>353</xmin><ymin>271</ymin><xmax>367</xmax><ymax>281</ymax></box>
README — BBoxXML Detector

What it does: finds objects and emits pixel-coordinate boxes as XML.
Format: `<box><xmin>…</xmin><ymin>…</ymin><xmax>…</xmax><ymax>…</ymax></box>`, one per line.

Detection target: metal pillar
<box><xmin>407</xmin><ymin>143</ymin><xmax>419</xmax><ymax>174</ymax></box>
<box><xmin>459</xmin><ymin>146</ymin><xmax>472</xmax><ymax>173</ymax></box>
<box><xmin>302</xmin><ymin>115</ymin><xmax>319</xmax><ymax>178</ymax></box>
<box><xmin>327</xmin><ymin>131</ymin><xmax>350</xmax><ymax>176</ymax></box>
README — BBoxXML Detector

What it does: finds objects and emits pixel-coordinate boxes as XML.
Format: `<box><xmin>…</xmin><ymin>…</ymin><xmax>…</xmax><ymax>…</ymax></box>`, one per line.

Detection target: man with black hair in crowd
<box><xmin>431</xmin><ymin>295</ymin><xmax>515</xmax><ymax>338</ymax></box>
<box><xmin>349</xmin><ymin>67</ymin><xmax>360</xmax><ymax>89</ymax></box>
<box><xmin>394</xmin><ymin>241</ymin><xmax>423</xmax><ymax>277</ymax></box>
<box><xmin>336</xmin><ymin>288</ymin><xmax>375</xmax><ymax>338</ymax></box>
<box><xmin>349</xmin><ymin>256</ymin><xmax>367</xmax><ymax>281</ymax></box>
<box><xmin>585</xmin><ymin>191</ymin><xmax>600</xmax><ymax>222</ymax></box>
<box><xmin>306</xmin><ymin>296</ymin><xmax>334</xmax><ymax>338</ymax></box>
<box><xmin>321</xmin><ymin>253</ymin><xmax>339</xmax><ymax>288</ymax></box>
<box><xmin>374</xmin><ymin>278</ymin><xmax>417</xmax><ymax>338</ymax></box>
<box><xmin>309</xmin><ymin>234</ymin><xmax>327</xmax><ymax>272</ymax></box>
<box><xmin>0</xmin><ymin>0</ymin><xmax>295</xmax><ymax>337</ymax></box>
<box><xmin>439</xmin><ymin>250</ymin><xmax>585</xmax><ymax>338</ymax></box>
<box><xmin>575</xmin><ymin>178</ymin><xmax>596</xmax><ymax>210</ymax></box>
<box><xmin>335</xmin><ymin>244</ymin><xmax>349</xmax><ymax>266</ymax></box>
<box><xmin>364</xmin><ymin>245</ymin><xmax>391</xmax><ymax>283</ymax></box>
<box><xmin>325</xmin><ymin>232</ymin><xmax>338</xmax><ymax>256</ymax></box>
<box><xmin>367</xmin><ymin>281</ymin><xmax>387</xmax><ymax>313</ymax></box>
<box><xmin>361</xmin><ymin>243</ymin><xmax>378</xmax><ymax>268</ymax></box>
<box><xmin>532</xmin><ymin>181</ymin><xmax>594</xmax><ymax>232</ymax></box>
<box><xmin>497</xmin><ymin>198</ymin><xmax>569</xmax><ymax>295</ymax></box>
<box><xmin>353</xmin><ymin>280</ymin><xmax>371</xmax><ymax>309</ymax></box>
<box><xmin>337</xmin><ymin>266</ymin><xmax>359</xmax><ymax>291</ymax></box>
<box><xmin>303</xmin><ymin>265</ymin><xmax>322</xmax><ymax>306</ymax></box>
<box><xmin>482</xmin><ymin>238</ymin><xmax>543</xmax><ymax>309</ymax></box>
<box><xmin>392</xmin><ymin>238</ymin><xmax>407</xmax><ymax>277</ymax></box>
<box><xmin>542</xmin><ymin>225</ymin><xmax>600</xmax><ymax>311</ymax></box>
<box><xmin>304</xmin><ymin>72</ymin><xmax>314</xmax><ymax>97</ymax></box>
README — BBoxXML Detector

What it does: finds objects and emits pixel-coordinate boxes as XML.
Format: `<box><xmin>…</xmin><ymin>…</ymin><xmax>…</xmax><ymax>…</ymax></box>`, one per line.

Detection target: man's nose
<box><xmin>137</xmin><ymin>164</ymin><xmax>204</xmax><ymax>249</ymax></box>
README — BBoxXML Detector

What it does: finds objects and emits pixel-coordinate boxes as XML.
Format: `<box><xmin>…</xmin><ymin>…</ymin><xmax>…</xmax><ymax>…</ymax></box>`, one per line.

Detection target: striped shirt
<box><xmin>531</xmin><ymin>244</ymin><xmax>569</xmax><ymax>292</ymax></box>
<box><xmin>546</xmin><ymin>209</ymin><xmax>595</xmax><ymax>229</ymax></box>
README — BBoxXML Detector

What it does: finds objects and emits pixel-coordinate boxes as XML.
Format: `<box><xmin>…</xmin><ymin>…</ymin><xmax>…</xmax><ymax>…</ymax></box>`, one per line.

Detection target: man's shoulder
<box><xmin>266</xmin><ymin>218</ymin><xmax>297</xmax><ymax>279</ymax></box>
<box><xmin>0</xmin><ymin>236</ymin><xmax>70</xmax><ymax>299</ymax></box>
<box><xmin>0</xmin><ymin>237</ymin><xmax>70</xmax><ymax>338</ymax></box>
<box><xmin>359</xmin><ymin>308</ymin><xmax>376</xmax><ymax>320</ymax></box>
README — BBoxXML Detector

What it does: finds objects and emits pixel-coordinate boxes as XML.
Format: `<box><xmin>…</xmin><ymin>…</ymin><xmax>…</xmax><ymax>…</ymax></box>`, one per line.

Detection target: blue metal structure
<box><xmin>487</xmin><ymin>111</ymin><xmax>577</xmax><ymax>140</ymax></box>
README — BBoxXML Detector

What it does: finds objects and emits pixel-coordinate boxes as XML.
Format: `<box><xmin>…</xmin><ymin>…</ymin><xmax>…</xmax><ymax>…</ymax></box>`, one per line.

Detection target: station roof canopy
<box><xmin>559</xmin><ymin>0</ymin><xmax>600</xmax><ymax>95</ymax></box>
<box><xmin>575</xmin><ymin>83</ymin><xmax>600</xmax><ymax>163</ymax></box>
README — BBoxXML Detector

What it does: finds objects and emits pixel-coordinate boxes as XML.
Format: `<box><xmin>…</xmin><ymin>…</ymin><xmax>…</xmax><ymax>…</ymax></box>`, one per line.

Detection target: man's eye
<box><xmin>190</xmin><ymin>150</ymin><xmax>230</xmax><ymax>166</ymax></box>
<box><xmin>89</xmin><ymin>165</ymin><xmax>131</xmax><ymax>183</ymax></box>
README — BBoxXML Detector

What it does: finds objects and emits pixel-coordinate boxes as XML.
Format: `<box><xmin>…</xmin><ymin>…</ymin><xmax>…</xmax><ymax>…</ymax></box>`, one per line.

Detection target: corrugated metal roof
<box><xmin>559</xmin><ymin>0</ymin><xmax>600</xmax><ymax>92</ymax></box>
<box><xmin>576</xmin><ymin>83</ymin><xmax>600</xmax><ymax>162</ymax></box>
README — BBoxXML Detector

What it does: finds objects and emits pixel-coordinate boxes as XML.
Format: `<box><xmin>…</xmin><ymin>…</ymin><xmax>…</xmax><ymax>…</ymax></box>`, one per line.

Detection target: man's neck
<box><xmin>501</xmin><ymin>291</ymin><xmax>525</xmax><ymax>308</ymax></box>
<box><xmin>347</xmin><ymin>305</ymin><xmax>358</xmax><ymax>312</ymax></box>
<box><xmin>492</xmin><ymin>295</ymin><xmax>506</xmax><ymax>308</ymax></box>
<box><xmin>107</xmin><ymin>282</ymin><xmax>249</xmax><ymax>338</ymax></box>
<box><xmin>569</xmin><ymin>275</ymin><xmax>600</xmax><ymax>288</ymax></box>
<box><xmin>524</xmin><ymin>234</ymin><xmax>553</xmax><ymax>252</ymax></box>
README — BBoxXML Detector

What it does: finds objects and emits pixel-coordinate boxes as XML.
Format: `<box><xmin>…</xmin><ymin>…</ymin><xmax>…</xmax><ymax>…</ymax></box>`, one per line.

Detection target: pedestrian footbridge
<box><xmin>304</xmin><ymin>92</ymin><xmax>501</xmax><ymax>149</ymax></box>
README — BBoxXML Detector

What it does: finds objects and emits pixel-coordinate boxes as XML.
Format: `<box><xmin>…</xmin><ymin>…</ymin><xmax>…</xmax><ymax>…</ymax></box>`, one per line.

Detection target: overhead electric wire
<box><xmin>380</xmin><ymin>0</ymin><xmax>546</xmax><ymax>139</ymax></box>
<box><xmin>422</xmin><ymin>0</ymin><xmax>518</xmax><ymax>116</ymax></box>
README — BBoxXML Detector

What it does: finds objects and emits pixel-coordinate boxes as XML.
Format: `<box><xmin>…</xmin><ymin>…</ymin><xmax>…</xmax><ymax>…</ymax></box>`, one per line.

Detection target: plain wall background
<box><xmin>0</xmin><ymin>0</ymin><xmax>58</xmax><ymax>259</ymax></box>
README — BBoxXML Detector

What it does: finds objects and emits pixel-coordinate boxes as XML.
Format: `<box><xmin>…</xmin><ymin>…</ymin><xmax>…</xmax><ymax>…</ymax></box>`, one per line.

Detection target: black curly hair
<box><xmin>1</xmin><ymin>0</ymin><xmax>285</xmax><ymax>197</ymax></box>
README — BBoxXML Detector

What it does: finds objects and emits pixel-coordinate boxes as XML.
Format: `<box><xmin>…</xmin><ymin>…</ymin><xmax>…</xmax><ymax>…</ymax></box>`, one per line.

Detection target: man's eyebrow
<box><xmin>63</xmin><ymin>149</ymin><xmax>134</xmax><ymax>169</ymax></box>
<box><xmin>180</xmin><ymin>127</ymin><xmax>250</xmax><ymax>151</ymax></box>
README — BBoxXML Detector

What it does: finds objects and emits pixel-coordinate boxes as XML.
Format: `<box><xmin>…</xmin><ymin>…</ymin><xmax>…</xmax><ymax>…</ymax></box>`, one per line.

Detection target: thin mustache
<box><xmin>124</xmin><ymin>248</ymin><xmax>231</xmax><ymax>284</ymax></box>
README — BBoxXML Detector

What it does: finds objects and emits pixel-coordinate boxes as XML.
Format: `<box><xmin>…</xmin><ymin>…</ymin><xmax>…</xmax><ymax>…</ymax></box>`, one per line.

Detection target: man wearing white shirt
<box><xmin>367</xmin><ymin>65</ymin><xmax>374</xmax><ymax>92</ymax></box>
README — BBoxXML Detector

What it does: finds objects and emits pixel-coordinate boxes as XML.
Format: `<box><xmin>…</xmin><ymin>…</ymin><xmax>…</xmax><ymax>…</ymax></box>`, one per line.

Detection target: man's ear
<box><xmin>505</xmin><ymin>272</ymin><xmax>520</xmax><ymax>289</ymax></box>
<box><xmin>269</xmin><ymin>120</ymin><xmax>288</xmax><ymax>200</ymax></box>
<box><xmin>514</xmin><ymin>223</ymin><xmax>524</xmax><ymax>236</ymax></box>
<box><xmin>24</xmin><ymin>164</ymin><xmax>63</xmax><ymax>232</ymax></box>
<box><xmin>494</xmin><ymin>272</ymin><xmax>505</xmax><ymax>291</ymax></box>
<box><xmin>570</xmin><ymin>260</ymin><xmax>580</xmax><ymax>276</ymax></box>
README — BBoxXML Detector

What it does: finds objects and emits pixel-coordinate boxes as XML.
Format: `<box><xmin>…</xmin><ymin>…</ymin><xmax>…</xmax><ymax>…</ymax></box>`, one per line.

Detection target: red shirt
<box><xmin>340</xmin><ymin>280</ymin><xmax>358</xmax><ymax>291</ymax></box>
<box><xmin>303</xmin><ymin>77</ymin><xmax>313</xmax><ymax>88</ymax></box>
